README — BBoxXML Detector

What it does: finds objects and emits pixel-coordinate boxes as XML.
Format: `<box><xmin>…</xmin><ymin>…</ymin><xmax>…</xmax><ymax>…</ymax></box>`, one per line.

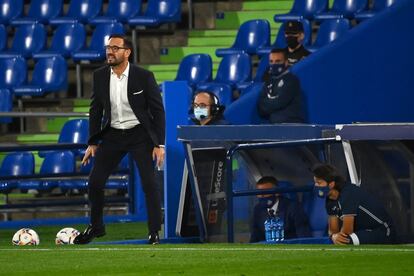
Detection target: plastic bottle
<box><xmin>264</xmin><ymin>213</ymin><xmax>273</xmax><ymax>242</ymax></box>
<box><xmin>277</xmin><ymin>216</ymin><xmax>285</xmax><ymax>242</ymax></box>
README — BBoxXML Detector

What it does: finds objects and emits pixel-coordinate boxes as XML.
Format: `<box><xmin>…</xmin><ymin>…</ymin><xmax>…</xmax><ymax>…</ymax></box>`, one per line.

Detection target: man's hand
<box><xmin>82</xmin><ymin>145</ymin><xmax>98</xmax><ymax>166</ymax></box>
<box><xmin>331</xmin><ymin>232</ymin><xmax>350</xmax><ymax>245</ymax></box>
<box><xmin>152</xmin><ymin>147</ymin><xmax>165</xmax><ymax>169</ymax></box>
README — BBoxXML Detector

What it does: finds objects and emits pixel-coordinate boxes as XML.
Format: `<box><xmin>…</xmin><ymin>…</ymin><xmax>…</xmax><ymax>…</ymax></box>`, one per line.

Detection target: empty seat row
<box><xmin>216</xmin><ymin>18</ymin><xmax>351</xmax><ymax>58</ymax></box>
<box><xmin>274</xmin><ymin>0</ymin><xmax>397</xmax><ymax>22</ymax></box>
<box><xmin>0</xmin><ymin>22</ymin><xmax>124</xmax><ymax>61</ymax></box>
<box><xmin>0</xmin><ymin>151</ymin><xmax>129</xmax><ymax>194</ymax></box>
<box><xmin>0</xmin><ymin>0</ymin><xmax>181</xmax><ymax>27</ymax></box>
<box><xmin>0</xmin><ymin>56</ymin><xmax>67</xmax><ymax>96</ymax></box>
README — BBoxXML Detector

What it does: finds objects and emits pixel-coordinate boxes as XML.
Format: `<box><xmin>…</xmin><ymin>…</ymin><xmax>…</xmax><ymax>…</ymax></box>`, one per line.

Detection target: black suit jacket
<box><xmin>88</xmin><ymin>64</ymin><xmax>165</xmax><ymax>147</ymax></box>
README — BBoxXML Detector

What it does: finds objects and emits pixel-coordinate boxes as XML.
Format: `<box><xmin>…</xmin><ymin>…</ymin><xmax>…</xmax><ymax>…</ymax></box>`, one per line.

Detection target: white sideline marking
<box><xmin>0</xmin><ymin>247</ymin><xmax>414</xmax><ymax>252</ymax></box>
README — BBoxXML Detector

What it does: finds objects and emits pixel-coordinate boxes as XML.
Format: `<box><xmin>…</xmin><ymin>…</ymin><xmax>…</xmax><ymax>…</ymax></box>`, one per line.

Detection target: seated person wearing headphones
<box><xmin>191</xmin><ymin>91</ymin><xmax>229</xmax><ymax>125</ymax></box>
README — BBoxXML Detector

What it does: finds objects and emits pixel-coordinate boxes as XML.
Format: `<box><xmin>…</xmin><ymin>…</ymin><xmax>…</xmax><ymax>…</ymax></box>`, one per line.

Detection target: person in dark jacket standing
<box><xmin>258</xmin><ymin>48</ymin><xmax>304</xmax><ymax>123</ymax></box>
<box><xmin>74</xmin><ymin>34</ymin><xmax>165</xmax><ymax>245</ymax></box>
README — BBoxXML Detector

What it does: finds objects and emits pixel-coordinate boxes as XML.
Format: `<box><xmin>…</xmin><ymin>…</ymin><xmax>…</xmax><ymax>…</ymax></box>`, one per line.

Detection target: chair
<box><xmin>274</xmin><ymin>0</ymin><xmax>329</xmax><ymax>21</ymax></box>
<box><xmin>49</xmin><ymin>0</ymin><xmax>102</xmax><ymax>25</ymax></box>
<box><xmin>33</xmin><ymin>23</ymin><xmax>86</xmax><ymax>58</ymax></box>
<box><xmin>89</xmin><ymin>0</ymin><xmax>141</xmax><ymax>25</ymax></box>
<box><xmin>254</xmin><ymin>56</ymin><xmax>271</xmax><ymax>82</ymax></box>
<box><xmin>128</xmin><ymin>0</ymin><xmax>181</xmax><ymax>27</ymax></box>
<box><xmin>355</xmin><ymin>0</ymin><xmax>397</xmax><ymax>20</ymax></box>
<box><xmin>314</xmin><ymin>0</ymin><xmax>368</xmax><ymax>20</ymax></box>
<box><xmin>198</xmin><ymin>53</ymin><xmax>252</xmax><ymax>90</ymax></box>
<box><xmin>13</xmin><ymin>56</ymin><xmax>67</xmax><ymax>96</ymax></box>
<box><xmin>0</xmin><ymin>24</ymin><xmax>6</xmax><ymax>51</ymax></box>
<box><xmin>10</xmin><ymin>0</ymin><xmax>63</xmax><ymax>25</ymax></box>
<box><xmin>306</xmin><ymin>19</ymin><xmax>351</xmax><ymax>52</ymax></box>
<box><xmin>0</xmin><ymin>152</ymin><xmax>35</xmax><ymax>195</ymax></box>
<box><xmin>18</xmin><ymin>151</ymin><xmax>75</xmax><ymax>192</ymax></box>
<box><xmin>302</xmin><ymin>185</ymin><xmax>329</xmax><ymax>237</ymax></box>
<box><xmin>257</xmin><ymin>19</ymin><xmax>312</xmax><ymax>57</ymax></box>
<box><xmin>0</xmin><ymin>56</ymin><xmax>27</xmax><ymax>89</ymax></box>
<box><xmin>215</xmin><ymin>20</ymin><xmax>270</xmax><ymax>57</ymax></box>
<box><xmin>0</xmin><ymin>24</ymin><xmax>46</xmax><ymax>58</ymax></box>
<box><xmin>58</xmin><ymin>119</ymin><xmax>89</xmax><ymax>156</ymax></box>
<box><xmin>0</xmin><ymin>89</ymin><xmax>12</xmax><ymax>123</ymax></box>
<box><xmin>196</xmin><ymin>83</ymin><xmax>233</xmax><ymax>109</ymax></box>
<box><xmin>72</xmin><ymin>22</ymin><xmax>125</xmax><ymax>62</ymax></box>
<box><xmin>175</xmin><ymin>54</ymin><xmax>213</xmax><ymax>88</ymax></box>
<box><xmin>0</xmin><ymin>0</ymin><xmax>23</xmax><ymax>25</ymax></box>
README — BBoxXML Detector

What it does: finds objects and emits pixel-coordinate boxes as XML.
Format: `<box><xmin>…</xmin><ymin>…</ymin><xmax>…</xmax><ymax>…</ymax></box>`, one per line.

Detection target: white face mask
<box><xmin>194</xmin><ymin>107</ymin><xmax>209</xmax><ymax>121</ymax></box>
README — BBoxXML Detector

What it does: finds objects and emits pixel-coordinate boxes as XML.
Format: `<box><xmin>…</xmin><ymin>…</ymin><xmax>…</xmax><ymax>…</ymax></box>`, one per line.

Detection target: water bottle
<box><xmin>264</xmin><ymin>215</ymin><xmax>272</xmax><ymax>242</ymax></box>
<box><xmin>277</xmin><ymin>216</ymin><xmax>285</xmax><ymax>242</ymax></box>
<box><xmin>273</xmin><ymin>215</ymin><xmax>280</xmax><ymax>242</ymax></box>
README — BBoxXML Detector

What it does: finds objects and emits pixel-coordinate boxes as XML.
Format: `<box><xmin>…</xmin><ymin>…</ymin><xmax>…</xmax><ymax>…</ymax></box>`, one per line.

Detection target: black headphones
<box><xmin>192</xmin><ymin>90</ymin><xmax>224</xmax><ymax>116</ymax></box>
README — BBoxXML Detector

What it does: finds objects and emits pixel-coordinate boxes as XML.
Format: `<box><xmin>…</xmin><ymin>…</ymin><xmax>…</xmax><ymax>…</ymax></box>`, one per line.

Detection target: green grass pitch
<box><xmin>0</xmin><ymin>222</ymin><xmax>413</xmax><ymax>275</ymax></box>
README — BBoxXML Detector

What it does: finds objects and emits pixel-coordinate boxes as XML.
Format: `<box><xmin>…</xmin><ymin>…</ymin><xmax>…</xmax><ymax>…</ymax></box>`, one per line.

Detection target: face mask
<box><xmin>269</xmin><ymin>64</ymin><xmax>285</xmax><ymax>75</ymax></box>
<box><xmin>258</xmin><ymin>195</ymin><xmax>277</xmax><ymax>207</ymax></box>
<box><xmin>194</xmin><ymin>107</ymin><xmax>209</xmax><ymax>121</ymax></box>
<box><xmin>286</xmin><ymin>35</ymin><xmax>300</xmax><ymax>49</ymax></box>
<box><xmin>314</xmin><ymin>186</ymin><xmax>330</xmax><ymax>198</ymax></box>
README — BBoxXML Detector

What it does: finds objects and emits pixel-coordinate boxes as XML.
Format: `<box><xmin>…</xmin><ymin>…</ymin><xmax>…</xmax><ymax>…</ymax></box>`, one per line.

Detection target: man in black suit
<box><xmin>74</xmin><ymin>34</ymin><xmax>165</xmax><ymax>245</ymax></box>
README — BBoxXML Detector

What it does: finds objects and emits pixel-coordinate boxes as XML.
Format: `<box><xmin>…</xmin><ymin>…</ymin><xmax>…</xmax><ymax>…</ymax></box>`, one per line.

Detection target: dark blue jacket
<box><xmin>258</xmin><ymin>70</ymin><xmax>304</xmax><ymax>123</ymax></box>
<box><xmin>250</xmin><ymin>197</ymin><xmax>311</xmax><ymax>242</ymax></box>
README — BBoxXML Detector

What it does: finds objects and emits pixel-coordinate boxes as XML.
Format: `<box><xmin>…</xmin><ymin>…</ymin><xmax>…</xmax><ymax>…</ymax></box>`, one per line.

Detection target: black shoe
<box><xmin>73</xmin><ymin>224</ymin><xmax>106</xmax><ymax>245</ymax></box>
<box><xmin>148</xmin><ymin>232</ymin><xmax>160</xmax><ymax>245</ymax></box>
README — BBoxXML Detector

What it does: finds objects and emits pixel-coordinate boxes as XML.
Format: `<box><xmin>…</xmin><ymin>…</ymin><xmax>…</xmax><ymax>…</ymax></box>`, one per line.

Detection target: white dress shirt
<box><xmin>109</xmin><ymin>62</ymin><xmax>140</xmax><ymax>129</ymax></box>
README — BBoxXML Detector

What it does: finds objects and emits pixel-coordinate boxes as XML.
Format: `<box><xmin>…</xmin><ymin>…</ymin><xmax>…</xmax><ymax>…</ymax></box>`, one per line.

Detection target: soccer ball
<box><xmin>55</xmin><ymin>227</ymin><xmax>80</xmax><ymax>245</ymax></box>
<box><xmin>12</xmin><ymin>228</ymin><xmax>40</xmax><ymax>246</ymax></box>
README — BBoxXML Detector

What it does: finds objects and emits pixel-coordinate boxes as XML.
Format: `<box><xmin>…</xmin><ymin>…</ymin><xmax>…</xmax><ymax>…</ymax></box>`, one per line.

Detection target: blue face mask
<box><xmin>269</xmin><ymin>64</ymin><xmax>285</xmax><ymax>75</ymax></box>
<box><xmin>314</xmin><ymin>186</ymin><xmax>330</xmax><ymax>198</ymax></box>
<box><xmin>258</xmin><ymin>195</ymin><xmax>277</xmax><ymax>207</ymax></box>
<box><xmin>194</xmin><ymin>107</ymin><xmax>209</xmax><ymax>121</ymax></box>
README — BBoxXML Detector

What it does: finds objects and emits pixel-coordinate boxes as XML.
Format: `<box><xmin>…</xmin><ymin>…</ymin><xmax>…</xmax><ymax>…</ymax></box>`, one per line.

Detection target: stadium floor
<box><xmin>0</xmin><ymin>223</ymin><xmax>413</xmax><ymax>275</ymax></box>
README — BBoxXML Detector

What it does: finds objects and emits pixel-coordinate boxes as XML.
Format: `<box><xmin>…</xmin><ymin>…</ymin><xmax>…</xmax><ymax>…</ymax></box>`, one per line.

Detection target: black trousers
<box><xmin>88</xmin><ymin>124</ymin><xmax>162</xmax><ymax>233</ymax></box>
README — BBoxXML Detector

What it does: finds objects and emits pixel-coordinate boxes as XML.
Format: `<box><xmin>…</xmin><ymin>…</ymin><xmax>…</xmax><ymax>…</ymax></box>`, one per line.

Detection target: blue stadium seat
<box><xmin>58</xmin><ymin>119</ymin><xmax>89</xmax><ymax>156</ymax></box>
<box><xmin>13</xmin><ymin>56</ymin><xmax>67</xmax><ymax>96</ymax></box>
<box><xmin>89</xmin><ymin>0</ymin><xmax>141</xmax><ymax>25</ymax></box>
<box><xmin>72</xmin><ymin>22</ymin><xmax>124</xmax><ymax>62</ymax></box>
<box><xmin>306</xmin><ymin>19</ymin><xmax>351</xmax><ymax>52</ymax></box>
<box><xmin>314</xmin><ymin>0</ymin><xmax>368</xmax><ymax>20</ymax></box>
<box><xmin>215</xmin><ymin>20</ymin><xmax>270</xmax><ymax>57</ymax></box>
<box><xmin>33</xmin><ymin>23</ymin><xmax>86</xmax><ymax>58</ymax></box>
<box><xmin>274</xmin><ymin>0</ymin><xmax>329</xmax><ymax>21</ymax></box>
<box><xmin>0</xmin><ymin>24</ymin><xmax>6</xmax><ymax>51</ymax></box>
<box><xmin>0</xmin><ymin>56</ymin><xmax>27</xmax><ymax>89</ymax></box>
<box><xmin>128</xmin><ymin>0</ymin><xmax>181</xmax><ymax>27</ymax></box>
<box><xmin>0</xmin><ymin>152</ymin><xmax>35</xmax><ymax>194</ymax></box>
<box><xmin>254</xmin><ymin>56</ymin><xmax>270</xmax><ymax>82</ymax></box>
<box><xmin>257</xmin><ymin>19</ymin><xmax>311</xmax><ymax>57</ymax></box>
<box><xmin>302</xmin><ymin>185</ymin><xmax>329</xmax><ymax>237</ymax></box>
<box><xmin>19</xmin><ymin>151</ymin><xmax>76</xmax><ymax>192</ymax></box>
<box><xmin>223</xmin><ymin>82</ymin><xmax>266</xmax><ymax>125</ymax></box>
<box><xmin>175</xmin><ymin>54</ymin><xmax>213</xmax><ymax>88</ymax></box>
<box><xmin>0</xmin><ymin>89</ymin><xmax>12</xmax><ymax>123</ymax></box>
<box><xmin>0</xmin><ymin>0</ymin><xmax>23</xmax><ymax>25</ymax></box>
<box><xmin>0</xmin><ymin>24</ymin><xmax>46</xmax><ymax>58</ymax></box>
<box><xmin>10</xmin><ymin>0</ymin><xmax>63</xmax><ymax>26</ymax></box>
<box><xmin>354</xmin><ymin>0</ymin><xmax>397</xmax><ymax>20</ymax></box>
<box><xmin>198</xmin><ymin>53</ymin><xmax>252</xmax><ymax>90</ymax></box>
<box><xmin>49</xmin><ymin>0</ymin><xmax>102</xmax><ymax>25</ymax></box>
<box><xmin>196</xmin><ymin>83</ymin><xmax>233</xmax><ymax>109</ymax></box>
